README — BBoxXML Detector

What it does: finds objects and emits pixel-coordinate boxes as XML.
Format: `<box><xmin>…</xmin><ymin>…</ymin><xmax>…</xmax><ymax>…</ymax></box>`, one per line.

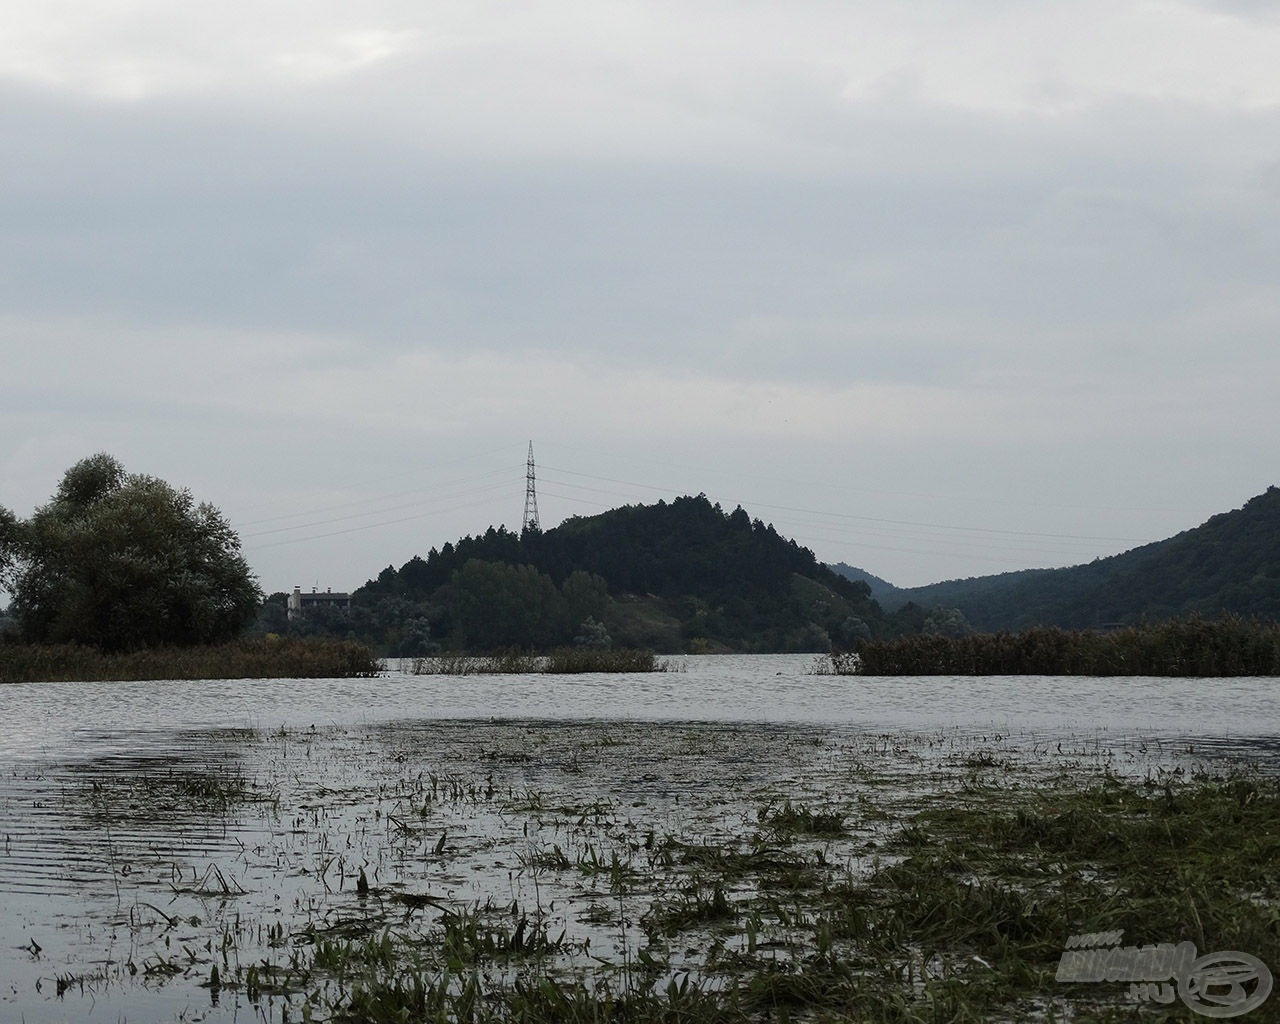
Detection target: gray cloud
<box><xmin>3</xmin><ymin>2</ymin><xmax>1279</xmax><ymax>590</ymax></box>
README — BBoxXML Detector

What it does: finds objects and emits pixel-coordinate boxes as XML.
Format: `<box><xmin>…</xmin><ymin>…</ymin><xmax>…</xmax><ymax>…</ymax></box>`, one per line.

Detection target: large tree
<box><xmin>1</xmin><ymin>454</ymin><xmax>261</xmax><ymax>650</ymax></box>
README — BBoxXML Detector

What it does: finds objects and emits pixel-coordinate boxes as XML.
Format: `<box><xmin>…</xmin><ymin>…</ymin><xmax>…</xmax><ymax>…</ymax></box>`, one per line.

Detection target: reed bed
<box><xmin>411</xmin><ymin>647</ymin><xmax>668</xmax><ymax>675</ymax></box>
<box><xmin>0</xmin><ymin>636</ymin><xmax>380</xmax><ymax>682</ymax></box>
<box><xmin>840</xmin><ymin>614</ymin><xmax>1280</xmax><ymax>676</ymax></box>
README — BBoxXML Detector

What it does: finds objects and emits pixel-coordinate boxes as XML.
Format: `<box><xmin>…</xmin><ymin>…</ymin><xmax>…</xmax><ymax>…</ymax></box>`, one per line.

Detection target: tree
<box><xmin>0</xmin><ymin>504</ymin><xmax>20</xmax><ymax>596</ymax></box>
<box><xmin>573</xmin><ymin>616</ymin><xmax>612</xmax><ymax>648</ymax></box>
<box><xmin>923</xmin><ymin>606</ymin><xmax>972</xmax><ymax>639</ymax></box>
<box><xmin>4</xmin><ymin>454</ymin><xmax>261</xmax><ymax>651</ymax></box>
<box><xmin>561</xmin><ymin>570</ymin><xmax>611</xmax><ymax>627</ymax></box>
<box><xmin>447</xmin><ymin>560</ymin><xmax>563</xmax><ymax>650</ymax></box>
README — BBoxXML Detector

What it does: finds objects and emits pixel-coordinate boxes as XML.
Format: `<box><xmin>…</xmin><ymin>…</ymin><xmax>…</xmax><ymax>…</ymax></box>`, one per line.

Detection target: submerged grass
<box><xmin>316</xmin><ymin>763</ymin><xmax>1280</xmax><ymax>1023</ymax></box>
<box><xmin>259</xmin><ymin>771</ymin><xmax>1270</xmax><ymax>1022</ymax></box>
<box><xmin>0</xmin><ymin>636</ymin><xmax>380</xmax><ymax>682</ymax></box>
<box><xmin>12</xmin><ymin>722</ymin><xmax>1280</xmax><ymax>1023</ymax></box>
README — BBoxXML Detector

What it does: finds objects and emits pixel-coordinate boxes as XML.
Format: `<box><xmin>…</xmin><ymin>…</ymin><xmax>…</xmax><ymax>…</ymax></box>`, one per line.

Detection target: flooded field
<box><xmin>2</xmin><ymin>657</ymin><xmax>1278</xmax><ymax>1022</ymax></box>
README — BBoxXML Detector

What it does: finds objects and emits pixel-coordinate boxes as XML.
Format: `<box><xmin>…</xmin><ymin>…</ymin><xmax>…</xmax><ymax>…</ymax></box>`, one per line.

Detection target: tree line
<box><xmin>271</xmin><ymin>495</ymin><xmax>903</xmax><ymax>654</ymax></box>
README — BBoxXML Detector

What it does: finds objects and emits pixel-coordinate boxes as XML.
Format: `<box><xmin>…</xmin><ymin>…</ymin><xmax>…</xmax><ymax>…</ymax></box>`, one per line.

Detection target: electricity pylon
<box><xmin>522</xmin><ymin>441</ymin><xmax>541</xmax><ymax>535</ymax></box>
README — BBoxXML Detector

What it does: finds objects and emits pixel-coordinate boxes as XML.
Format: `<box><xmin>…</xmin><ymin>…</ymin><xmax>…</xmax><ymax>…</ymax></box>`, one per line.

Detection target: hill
<box><xmin>350</xmin><ymin>494</ymin><xmax>899</xmax><ymax>653</ymax></box>
<box><xmin>825</xmin><ymin>563</ymin><xmax>904</xmax><ymax>605</ymax></box>
<box><xmin>857</xmin><ymin>486</ymin><xmax>1280</xmax><ymax>631</ymax></box>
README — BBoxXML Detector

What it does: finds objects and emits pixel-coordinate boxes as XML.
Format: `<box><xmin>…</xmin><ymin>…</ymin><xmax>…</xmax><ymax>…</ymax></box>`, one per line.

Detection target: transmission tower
<box><xmin>522</xmin><ymin>441</ymin><xmax>541</xmax><ymax>534</ymax></box>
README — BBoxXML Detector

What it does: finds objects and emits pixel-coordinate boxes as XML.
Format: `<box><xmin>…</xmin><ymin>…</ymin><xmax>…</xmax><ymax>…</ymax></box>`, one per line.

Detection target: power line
<box><xmin>544</xmin><ymin>440</ymin><xmax>1197</xmax><ymax>516</ymax></box>
<box><xmin>245</xmin><ymin>492</ymin><xmax>513</xmax><ymax>550</ymax></box>
<box><xmin>537</xmin><ymin>464</ymin><xmax>1148</xmax><ymax>545</ymax></box>
<box><xmin>241</xmin><ymin>479</ymin><xmax>514</xmax><ymax>539</ymax></box>
<box><xmin>237</xmin><ymin>466</ymin><xmax>513</xmax><ymax>529</ymax></box>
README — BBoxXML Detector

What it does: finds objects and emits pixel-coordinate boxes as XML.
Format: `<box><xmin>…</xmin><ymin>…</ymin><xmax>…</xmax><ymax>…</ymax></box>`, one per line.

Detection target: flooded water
<box><xmin>1</xmin><ymin>655</ymin><xmax>1278</xmax><ymax>1022</ymax></box>
<box><xmin>6</xmin><ymin>655</ymin><xmax>1280</xmax><ymax>758</ymax></box>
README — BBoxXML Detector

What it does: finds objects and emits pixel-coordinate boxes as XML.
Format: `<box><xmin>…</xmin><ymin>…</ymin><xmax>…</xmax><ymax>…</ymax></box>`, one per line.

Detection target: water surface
<box><xmin>6</xmin><ymin>654</ymin><xmax>1279</xmax><ymax>761</ymax></box>
<box><xmin>1</xmin><ymin>656</ymin><xmax>1277</xmax><ymax>1022</ymax></box>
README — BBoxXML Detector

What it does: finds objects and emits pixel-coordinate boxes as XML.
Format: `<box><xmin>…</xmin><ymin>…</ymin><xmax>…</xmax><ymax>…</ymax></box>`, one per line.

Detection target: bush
<box><xmin>410</xmin><ymin>647</ymin><xmax>666</xmax><ymax>675</ymax></box>
<box><xmin>826</xmin><ymin>614</ymin><xmax>1280</xmax><ymax>676</ymax></box>
<box><xmin>0</xmin><ymin>637</ymin><xmax>380</xmax><ymax>683</ymax></box>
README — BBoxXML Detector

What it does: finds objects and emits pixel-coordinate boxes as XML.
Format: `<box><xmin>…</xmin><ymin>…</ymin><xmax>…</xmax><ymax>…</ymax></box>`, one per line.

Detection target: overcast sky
<box><xmin>3</xmin><ymin>0</ymin><xmax>1278</xmax><ymax>594</ymax></box>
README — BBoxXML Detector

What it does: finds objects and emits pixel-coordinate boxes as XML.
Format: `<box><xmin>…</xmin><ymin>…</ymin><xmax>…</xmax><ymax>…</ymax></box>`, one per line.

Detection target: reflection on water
<box><xmin>0</xmin><ymin>655</ymin><xmax>1277</xmax><ymax>1022</ymax></box>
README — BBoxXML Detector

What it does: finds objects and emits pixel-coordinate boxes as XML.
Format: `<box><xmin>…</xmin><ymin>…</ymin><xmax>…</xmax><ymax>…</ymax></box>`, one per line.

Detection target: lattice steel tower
<box><xmin>522</xmin><ymin>441</ymin><xmax>541</xmax><ymax>534</ymax></box>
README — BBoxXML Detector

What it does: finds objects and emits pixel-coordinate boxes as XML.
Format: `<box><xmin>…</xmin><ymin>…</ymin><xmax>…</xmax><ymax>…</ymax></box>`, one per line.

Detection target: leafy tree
<box><xmin>0</xmin><ymin>505</ymin><xmax>20</xmax><ymax>596</ymax></box>
<box><xmin>574</xmin><ymin>616</ymin><xmax>612</xmax><ymax>648</ymax></box>
<box><xmin>561</xmin><ymin>570</ymin><xmax>611</xmax><ymax>627</ymax></box>
<box><xmin>252</xmin><ymin>592</ymin><xmax>291</xmax><ymax>635</ymax></box>
<box><xmin>4</xmin><ymin>454</ymin><xmax>261</xmax><ymax>651</ymax></box>
<box><xmin>393</xmin><ymin>616</ymin><xmax>438</xmax><ymax>657</ymax></box>
<box><xmin>923</xmin><ymin>606</ymin><xmax>972</xmax><ymax>639</ymax></box>
<box><xmin>447</xmin><ymin>559</ymin><xmax>563</xmax><ymax>650</ymax></box>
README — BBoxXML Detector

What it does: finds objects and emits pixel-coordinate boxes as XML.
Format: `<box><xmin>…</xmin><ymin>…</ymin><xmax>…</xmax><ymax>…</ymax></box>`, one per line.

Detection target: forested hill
<box><xmin>864</xmin><ymin>485</ymin><xmax>1280</xmax><ymax>631</ymax></box>
<box><xmin>824</xmin><ymin>564</ymin><xmax>903</xmax><ymax>605</ymax></box>
<box><xmin>355</xmin><ymin>494</ymin><xmax>895</xmax><ymax>653</ymax></box>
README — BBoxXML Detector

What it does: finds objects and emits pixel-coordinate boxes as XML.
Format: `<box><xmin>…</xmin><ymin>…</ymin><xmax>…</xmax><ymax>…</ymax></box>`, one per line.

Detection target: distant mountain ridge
<box><xmin>830</xmin><ymin>486</ymin><xmax>1280</xmax><ymax>631</ymax></box>
<box><xmin>824</xmin><ymin>564</ymin><xmax>903</xmax><ymax>605</ymax></box>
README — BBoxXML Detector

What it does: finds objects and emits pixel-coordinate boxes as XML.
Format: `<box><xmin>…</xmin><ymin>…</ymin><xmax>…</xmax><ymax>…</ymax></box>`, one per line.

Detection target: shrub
<box><xmin>0</xmin><ymin>636</ymin><xmax>380</xmax><ymax>683</ymax></box>
<box><xmin>824</xmin><ymin>615</ymin><xmax>1280</xmax><ymax>676</ymax></box>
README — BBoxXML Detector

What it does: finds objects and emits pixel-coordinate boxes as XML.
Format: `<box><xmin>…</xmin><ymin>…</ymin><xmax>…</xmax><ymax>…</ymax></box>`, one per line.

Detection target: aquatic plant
<box><xmin>0</xmin><ymin>635</ymin><xmax>380</xmax><ymax>682</ymax></box>
<box><xmin>758</xmin><ymin>799</ymin><xmax>847</xmax><ymax>836</ymax></box>
<box><xmin>410</xmin><ymin>646</ymin><xmax>668</xmax><ymax>675</ymax></box>
<box><xmin>826</xmin><ymin>613</ymin><xmax>1280</xmax><ymax>676</ymax></box>
<box><xmin>10</xmin><ymin>719</ymin><xmax>1279</xmax><ymax>1024</ymax></box>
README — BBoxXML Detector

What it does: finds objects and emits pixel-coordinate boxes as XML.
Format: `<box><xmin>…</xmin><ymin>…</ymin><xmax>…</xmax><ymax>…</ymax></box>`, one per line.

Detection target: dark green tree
<box><xmin>4</xmin><ymin>454</ymin><xmax>261</xmax><ymax>651</ymax></box>
<box><xmin>0</xmin><ymin>504</ymin><xmax>20</xmax><ymax>597</ymax></box>
<box><xmin>253</xmin><ymin>592</ymin><xmax>292</xmax><ymax>635</ymax></box>
<box><xmin>561</xmin><ymin>570</ymin><xmax>611</xmax><ymax>630</ymax></box>
<box><xmin>447</xmin><ymin>559</ymin><xmax>563</xmax><ymax>650</ymax></box>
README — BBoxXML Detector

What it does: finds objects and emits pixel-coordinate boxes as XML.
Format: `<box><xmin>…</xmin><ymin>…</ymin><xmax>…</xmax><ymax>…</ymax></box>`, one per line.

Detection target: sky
<box><xmin>2</xmin><ymin>0</ymin><xmax>1279</xmax><ymax>595</ymax></box>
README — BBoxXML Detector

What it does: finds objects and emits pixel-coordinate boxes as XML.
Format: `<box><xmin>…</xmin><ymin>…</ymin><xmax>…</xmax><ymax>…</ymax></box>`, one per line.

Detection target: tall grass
<box><xmin>544</xmin><ymin>647</ymin><xmax>665</xmax><ymax>673</ymax></box>
<box><xmin>0</xmin><ymin>636</ymin><xmax>380</xmax><ymax>682</ymax></box>
<box><xmin>838</xmin><ymin>615</ymin><xmax>1280</xmax><ymax>676</ymax></box>
<box><xmin>411</xmin><ymin>647</ymin><xmax>668</xmax><ymax>675</ymax></box>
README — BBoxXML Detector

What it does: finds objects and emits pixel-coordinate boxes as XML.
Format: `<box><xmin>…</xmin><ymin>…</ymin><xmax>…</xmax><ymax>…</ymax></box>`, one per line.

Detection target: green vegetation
<box><xmin>841</xmin><ymin>614</ymin><xmax>1280</xmax><ymax>675</ymax></box>
<box><xmin>865</xmin><ymin>484</ymin><xmax>1280</xmax><ymax>631</ymax></box>
<box><xmin>267</xmin><ymin>764</ymin><xmax>1280</xmax><ymax>1021</ymax></box>
<box><xmin>410</xmin><ymin>647</ymin><xmax>669</xmax><ymax>674</ymax></box>
<box><xmin>0</xmin><ymin>455</ymin><xmax>380</xmax><ymax>681</ymax></box>
<box><xmin>38</xmin><ymin>721</ymin><xmax>1276</xmax><ymax>1022</ymax></box>
<box><xmin>1</xmin><ymin>453</ymin><xmax>260</xmax><ymax>651</ymax></box>
<box><xmin>0</xmin><ymin>636</ymin><xmax>379</xmax><ymax>682</ymax></box>
<box><xmin>275</xmin><ymin>494</ymin><xmax>898</xmax><ymax>654</ymax></box>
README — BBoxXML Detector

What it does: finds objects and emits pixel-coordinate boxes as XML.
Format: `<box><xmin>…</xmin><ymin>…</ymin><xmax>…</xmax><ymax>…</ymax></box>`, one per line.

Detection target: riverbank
<box><xmin>0</xmin><ymin>636</ymin><xmax>380</xmax><ymax>682</ymax></box>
